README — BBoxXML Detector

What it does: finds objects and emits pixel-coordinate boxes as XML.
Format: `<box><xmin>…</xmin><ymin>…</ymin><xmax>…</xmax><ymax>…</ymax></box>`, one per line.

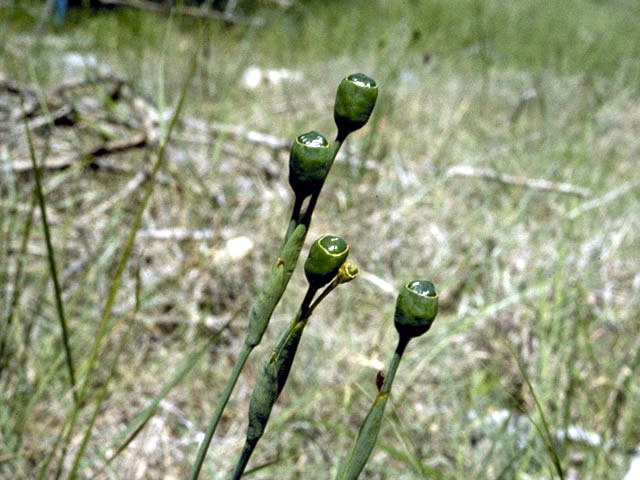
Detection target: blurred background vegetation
<box><xmin>1</xmin><ymin>0</ymin><xmax>639</xmax><ymax>478</ymax></box>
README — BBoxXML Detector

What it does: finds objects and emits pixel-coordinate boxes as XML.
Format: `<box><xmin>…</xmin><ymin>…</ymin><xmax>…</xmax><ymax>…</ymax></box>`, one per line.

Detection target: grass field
<box><xmin>1</xmin><ymin>0</ymin><xmax>639</xmax><ymax>478</ymax></box>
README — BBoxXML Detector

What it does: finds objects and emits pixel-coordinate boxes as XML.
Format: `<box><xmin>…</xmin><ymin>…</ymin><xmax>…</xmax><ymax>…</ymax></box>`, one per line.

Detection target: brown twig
<box><xmin>10</xmin><ymin>133</ymin><xmax>147</xmax><ymax>172</ymax></box>
<box><xmin>96</xmin><ymin>0</ymin><xmax>264</xmax><ymax>26</ymax></box>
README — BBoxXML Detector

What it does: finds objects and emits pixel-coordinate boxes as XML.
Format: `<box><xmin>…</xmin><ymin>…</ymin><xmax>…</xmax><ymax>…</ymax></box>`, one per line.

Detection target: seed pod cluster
<box><xmin>193</xmin><ymin>73</ymin><xmax>378</xmax><ymax>480</ymax></box>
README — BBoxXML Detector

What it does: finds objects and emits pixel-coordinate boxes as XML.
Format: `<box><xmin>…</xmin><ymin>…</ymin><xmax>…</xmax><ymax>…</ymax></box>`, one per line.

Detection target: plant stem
<box><xmin>190</xmin><ymin>138</ymin><xmax>346</xmax><ymax>479</ymax></box>
<box><xmin>308</xmin><ymin>278</ymin><xmax>339</xmax><ymax>313</ymax></box>
<box><xmin>285</xmin><ymin>195</ymin><xmax>304</xmax><ymax>242</ymax></box>
<box><xmin>299</xmin><ymin>139</ymin><xmax>343</xmax><ymax>226</ymax></box>
<box><xmin>230</xmin><ymin>438</ymin><xmax>258</xmax><ymax>480</ymax></box>
<box><xmin>67</xmin><ymin>268</ymin><xmax>141</xmax><ymax>480</ymax></box>
<box><xmin>22</xmin><ymin>105</ymin><xmax>78</xmax><ymax>404</ymax></box>
<box><xmin>335</xmin><ymin>335</ymin><xmax>410</xmax><ymax>480</ymax></box>
<box><xmin>43</xmin><ymin>44</ymin><xmax>199</xmax><ymax>480</ymax></box>
<box><xmin>95</xmin><ymin>315</ymin><xmax>236</xmax><ymax>476</ymax></box>
<box><xmin>381</xmin><ymin>336</ymin><xmax>409</xmax><ymax>393</ymax></box>
<box><xmin>189</xmin><ymin>342</ymin><xmax>252</xmax><ymax>480</ymax></box>
<box><xmin>229</xmin><ymin>278</ymin><xmax>351</xmax><ymax>478</ymax></box>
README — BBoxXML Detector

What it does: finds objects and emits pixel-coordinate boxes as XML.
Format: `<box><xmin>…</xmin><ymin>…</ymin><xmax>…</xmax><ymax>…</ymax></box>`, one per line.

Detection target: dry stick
<box><xmin>49</xmin><ymin>73</ymin><xmax>126</xmax><ymax>98</ymax></box>
<box><xmin>181</xmin><ymin>117</ymin><xmax>290</xmax><ymax>152</ymax></box>
<box><xmin>22</xmin><ymin>100</ymin><xmax>78</xmax><ymax>404</ymax></box>
<box><xmin>136</xmin><ymin>228</ymin><xmax>214</xmax><ymax>241</ymax></box>
<box><xmin>10</xmin><ymin>133</ymin><xmax>148</xmax><ymax>173</ymax></box>
<box><xmin>445</xmin><ymin>165</ymin><xmax>592</xmax><ymax>198</ymax></box>
<box><xmin>566</xmin><ymin>180</ymin><xmax>640</xmax><ymax>219</ymax></box>
<box><xmin>41</xmin><ymin>47</ymin><xmax>199</xmax><ymax>480</ymax></box>
<box><xmin>96</xmin><ymin>0</ymin><xmax>264</xmax><ymax>25</ymax></box>
<box><xmin>20</xmin><ymin>105</ymin><xmax>75</xmax><ymax>132</ymax></box>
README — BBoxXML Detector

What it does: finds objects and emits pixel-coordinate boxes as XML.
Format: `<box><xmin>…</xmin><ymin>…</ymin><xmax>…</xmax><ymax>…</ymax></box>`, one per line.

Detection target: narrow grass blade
<box><xmin>0</xmin><ymin>191</ymin><xmax>36</xmax><ymax>373</ymax></box>
<box><xmin>22</xmin><ymin>102</ymin><xmax>78</xmax><ymax>404</ymax></box>
<box><xmin>67</xmin><ymin>266</ymin><xmax>142</xmax><ymax>479</ymax></box>
<box><xmin>508</xmin><ymin>342</ymin><xmax>565</xmax><ymax>480</ymax></box>
<box><xmin>376</xmin><ymin>441</ymin><xmax>448</xmax><ymax>480</ymax></box>
<box><xmin>96</xmin><ymin>314</ymin><xmax>235</xmax><ymax>475</ymax></box>
<box><xmin>44</xmin><ymin>44</ymin><xmax>200</xmax><ymax>480</ymax></box>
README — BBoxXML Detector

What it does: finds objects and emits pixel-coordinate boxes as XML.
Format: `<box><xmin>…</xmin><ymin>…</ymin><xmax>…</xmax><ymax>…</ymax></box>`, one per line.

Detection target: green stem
<box><xmin>229</xmin><ymin>439</ymin><xmax>258</xmax><ymax>480</ymax></box>
<box><xmin>189</xmin><ymin>342</ymin><xmax>252</xmax><ymax>480</ymax></box>
<box><xmin>299</xmin><ymin>139</ymin><xmax>343</xmax><ymax>227</ymax></box>
<box><xmin>190</xmin><ymin>137</ymin><xmax>346</xmax><ymax>479</ymax></box>
<box><xmin>335</xmin><ymin>335</ymin><xmax>410</xmax><ymax>480</ymax></box>
<box><xmin>37</xmin><ymin>413</ymin><xmax>71</xmax><ymax>480</ymax></box>
<box><xmin>308</xmin><ymin>278</ymin><xmax>339</xmax><ymax>314</ymax></box>
<box><xmin>22</xmin><ymin>105</ymin><xmax>78</xmax><ymax>404</ymax></box>
<box><xmin>299</xmin><ymin>285</ymin><xmax>317</xmax><ymax>315</ymax></box>
<box><xmin>381</xmin><ymin>336</ymin><xmax>409</xmax><ymax>393</ymax></box>
<box><xmin>284</xmin><ymin>195</ymin><xmax>304</xmax><ymax>242</ymax></box>
<box><xmin>67</xmin><ymin>269</ymin><xmax>141</xmax><ymax>480</ymax></box>
<box><xmin>230</xmin><ymin>281</ymin><xmax>352</xmax><ymax>479</ymax></box>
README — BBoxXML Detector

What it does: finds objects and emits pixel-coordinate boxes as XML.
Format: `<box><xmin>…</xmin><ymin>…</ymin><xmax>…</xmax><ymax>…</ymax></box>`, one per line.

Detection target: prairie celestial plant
<box><xmin>189</xmin><ymin>73</ymin><xmax>377</xmax><ymax>479</ymax></box>
<box><xmin>230</xmin><ymin>236</ymin><xmax>358</xmax><ymax>479</ymax></box>
<box><xmin>335</xmin><ymin>280</ymin><xmax>439</xmax><ymax>480</ymax></box>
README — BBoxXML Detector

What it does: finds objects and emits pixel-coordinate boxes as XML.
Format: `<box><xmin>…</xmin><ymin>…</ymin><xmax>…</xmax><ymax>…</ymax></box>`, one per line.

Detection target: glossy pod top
<box><xmin>304</xmin><ymin>234</ymin><xmax>349</xmax><ymax>288</ymax></box>
<box><xmin>394</xmin><ymin>280</ymin><xmax>438</xmax><ymax>338</ymax></box>
<box><xmin>288</xmin><ymin>131</ymin><xmax>331</xmax><ymax>198</ymax></box>
<box><xmin>334</xmin><ymin>73</ymin><xmax>378</xmax><ymax>137</ymax></box>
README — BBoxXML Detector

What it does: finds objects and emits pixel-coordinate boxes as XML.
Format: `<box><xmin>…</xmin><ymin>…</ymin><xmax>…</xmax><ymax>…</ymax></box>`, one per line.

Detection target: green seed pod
<box><xmin>393</xmin><ymin>280</ymin><xmax>438</xmax><ymax>338</ymax></box>
<box><xmin>288</xmin><ymin>131</ymin><xmax>331</xmax><ymax>198</ymax></box>
<box><xmin>334</xmin><ymin>73</ymin><xmax>378</xmax><ymax>138</ymax></box>
<box><xmin>304</xmin><ymin>234</ymin><xmax>349</xmax><ymax>288</ymax></box>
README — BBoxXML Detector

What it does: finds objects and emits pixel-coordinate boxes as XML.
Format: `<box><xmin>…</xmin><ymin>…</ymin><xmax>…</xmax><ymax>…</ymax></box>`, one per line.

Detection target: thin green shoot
<box><xmin>507</xmin><ymin>341</ymin><xmax>565</xmax><ymax>480</ymax></box>
<box><xmin>67</xmin><ymin>265</ymin><xmax>142</xmax><ymax>479</ymax></box>
<box><xmin>0</xmin><ymin>191</ymin><xmax>36</xmax><ymax>373</ymax></box>
<box><xmin>94</xmin><ymin>313</ymin><xmax>237</xmax><ymax>477</ymax></box>
<box><xmin>43</xmin><ymin>38</ymin><xmax>201</xmax><ymax>479</ymax></box>
<box><xmin>21</xmin><ymin>99</ymin><xmax>78</xmax><ymax>404</ymax></box>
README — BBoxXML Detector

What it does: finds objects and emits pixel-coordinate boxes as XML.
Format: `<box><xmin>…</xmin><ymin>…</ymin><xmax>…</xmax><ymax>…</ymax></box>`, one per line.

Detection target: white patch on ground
<box><xmin>624</xmin><ymin>451</ymin><xmax>640</xmax><ymax>480</ymax></box>
<box><xmin>241</xmin><ymin>65</ymin><xmax>304</xmax><ymax>90</ymax></box>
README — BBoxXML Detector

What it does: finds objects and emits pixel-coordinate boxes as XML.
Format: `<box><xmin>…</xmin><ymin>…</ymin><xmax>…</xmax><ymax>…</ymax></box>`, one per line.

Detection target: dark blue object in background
<box><xmin>55</xmin><ymin>0</ymin><xmax>68</xmax><ymax>25</ymax></box>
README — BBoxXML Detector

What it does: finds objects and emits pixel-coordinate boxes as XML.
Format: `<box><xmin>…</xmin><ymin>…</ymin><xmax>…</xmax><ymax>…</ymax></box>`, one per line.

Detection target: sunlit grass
<box><xmin>1</xmin><ymin>0</ymin><xmax>639</xmax><ymax>478</ymax></box>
